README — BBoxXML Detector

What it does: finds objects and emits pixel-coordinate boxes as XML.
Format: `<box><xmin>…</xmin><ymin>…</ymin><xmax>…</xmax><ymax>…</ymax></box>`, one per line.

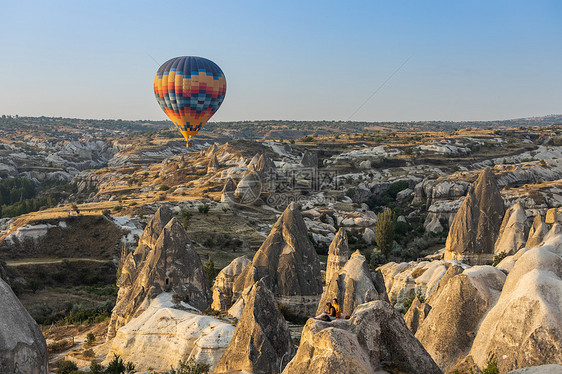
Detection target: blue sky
<box><xmin>0</xmin><ymin>0</ymin><xmax>560</xmax><ymax>122</ymax></box>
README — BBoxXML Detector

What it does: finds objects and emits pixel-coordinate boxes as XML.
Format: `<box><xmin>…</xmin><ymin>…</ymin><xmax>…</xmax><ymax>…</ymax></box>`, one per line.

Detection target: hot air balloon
<box><xmin>154</xmin><ymin>56</ymin><xmax>226</xmax><ymax>146</ymax></box>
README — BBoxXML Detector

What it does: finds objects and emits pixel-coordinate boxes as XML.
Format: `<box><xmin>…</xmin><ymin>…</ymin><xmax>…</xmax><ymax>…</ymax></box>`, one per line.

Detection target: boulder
<box><xmin>444</xmin><ymin>168</ymin><xmax>505</xmax><ymax>265</ymax></box>
<box><xmin>215</xmin><ymin>280</ymin><xmax>294</xmax><ymax>374</ymax></box>
<box><xmin>494</xmin><ymin>201</ymin><xmax>528</xmax><ymax>255</ymax></box>
<box><xmin>106</xmin><ymin>293</ymin><xmax>234</xmax><ymax>372</ymax></box>
<box><xmin>211</xmin><ymin>256</ymin><xmax>251</xmax><ymax>311</ymax></box>
<box><xmin>526</xmin><ymin>214</ymin><xmax>549</xmax><ymax>249</ymax></box>
<box><xmin>233</xmin><ymin>202</ymin><xmax>323</xmax><ymax>316</ymax></box>
<box><xmin>282</xmin><ymin>300</ymin><xmax>441</xmax><ymax>374</ymax></box>
<box><xmin>317</xmin><ymin>250</ymin><xmax>388</xmax><ymax>317</ymax></box>
<box><xmin>414</xmin><ymin>266</ymin><xmax>506</xmax><ymax>372</ymax></box>
<box><xmin>0</xmin><ymin>278</ymin><xmax>48</xmax><ymax>374</ymax></box>
<box><xmin>107</xmin><ymin>211</ymin><xmax>211</xmax><ymax>340</ymax></box>
<box><xmin>464</xmin><ymin>248</ymin><xmax>562</xmax><ymax>372</ymax></box>
<box><xmin>325</xmin><ymin>228</ymin><xmax>350</xmax><ymax>284</ymax></box>
<box><xmin>362</xmin><ymin>227</ymin><xmax>376</xmax><ymax>245</ymax></box>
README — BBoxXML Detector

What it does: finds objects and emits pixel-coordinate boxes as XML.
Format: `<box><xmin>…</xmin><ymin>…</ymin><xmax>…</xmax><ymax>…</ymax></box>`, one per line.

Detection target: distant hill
<box><xmin>1</xmin><ymin>114</ymin><xmax>560</xmax><ymax>140</ymax></box>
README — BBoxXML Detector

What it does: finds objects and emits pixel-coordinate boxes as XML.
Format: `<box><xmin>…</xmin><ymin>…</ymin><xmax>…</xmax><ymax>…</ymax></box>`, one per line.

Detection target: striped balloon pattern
<box><xmin>154</xmin><ymin>56</ymin><xmax>226</xmax><ymax>144</ymax></box>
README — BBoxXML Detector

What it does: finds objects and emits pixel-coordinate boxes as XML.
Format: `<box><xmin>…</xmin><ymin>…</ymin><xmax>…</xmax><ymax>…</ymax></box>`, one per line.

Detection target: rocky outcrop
<box><xmin>494</xmin><ymin>202</ymin><xmax>528</xmax><ymax>255</ymax></box>
<box><xmin>249</xmin><ymin>154</ymin><xmax>276</xmax><ymax>178</ymax></box>
<box><xmin>0</xmin><ymin>278</ymin><xmax>48</xmax><ymax>374</ymax></box>
<box><xmin>106</xmin><ymin>293</ymin><xmax>234</xmax><ymax>372</ymax></box>
<box><xmin>211</xmin><ymin>256</ymin><xmax>251</xmax><ymax>311</ymax></box>
<box><xmin>325</xmin><ymin>228</ymin><xmax>349</xmax><ymax>284</ymax></box>
<box><xmin>300</xmin><ymin>150</ymin><xmax>318</xmax><ymax>168</ymax></box>
<box><xmin>220</xmin><ymin>178</ymin><xmax>236</xmax><ymax>203</ymax></box>
<box><xmin>207</xmin><ymin>154</ymin><xmax>219</xmax><ymax>173</ymax></box>
<box><xmin>526</xmin><ymin>214</ymin><xmax>549</xmax><ymax>249</ymax></box>
<box><xmin>234</xmin><ymin>171</ymin><xmax>262</xmax><ymax>204</ymax></box>
<box><xmin>378</xmin><ymin>260</ymin><xmax>461</xmax><ymax>309</ymax></box>
<box><xmin>462</xmin><ymin>247</ymin><xmax>562</xmax><ymax>372</ymax></box>
<box><xmin>414</xmin><ymin>266</ymin><xmax>506</xmax><ymax>372</ymax></box>
<box><xmin>107</xmin><ymin>208</ymin><xmax>211</xmax><ymax>340</ymax></box>
<box><xmin>282</xmin><ymin>300</ymin><xmax>441</xmax><ymax>374</ymax></box>
<box><xmin>317</xmin><ymin>251</ymin><xmax>388</xmax><ymax>317</ymax></box>
<box><xmin>138</xmin><ymin>206</ymin><xmax>174</xmax><ymax>249</ymax></box>
<box><xmin>215</xmin><ymin>280</ymin><xmax>294</xmax><ymax>374</ymax></box>
<box><xmin>545</xmin><ymin>207</ymin><xmax>562</xmax><ymax>224</ymax></box>
<box><xmin>233</xmin><ymin>202</ymin><xmax>323</xmax><ymax>316</ymax></box>
<box><xmin>444</xmin><ymin>168</ymin><xmax>505</xmax><ymax>265</ymax></box>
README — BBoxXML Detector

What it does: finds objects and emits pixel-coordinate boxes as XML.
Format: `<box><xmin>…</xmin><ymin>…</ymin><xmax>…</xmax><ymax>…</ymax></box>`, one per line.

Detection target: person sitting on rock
<box><xmin>314</xmin><ymin>302</ymin><xmax>337</xmax><ymax>321</ymax></box>
<box><xmin>333</xmin><ymin>298</ymin><xmax>341</xmax><ymax>319</ymax></box>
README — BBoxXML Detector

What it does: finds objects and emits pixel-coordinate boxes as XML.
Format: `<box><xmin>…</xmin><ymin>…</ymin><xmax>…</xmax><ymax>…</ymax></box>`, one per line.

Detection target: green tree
<box><xmin>375</xmin><ymin>207</ymin><xmax>395</xmax><ymax>259</ymax></box>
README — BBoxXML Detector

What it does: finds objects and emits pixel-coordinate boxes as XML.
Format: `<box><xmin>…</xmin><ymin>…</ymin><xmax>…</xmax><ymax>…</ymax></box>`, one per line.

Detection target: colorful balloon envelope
<box><xmin>154</xmin><ymin>56</ymin><xmax>226</xmax><ymax>145</ymax></box>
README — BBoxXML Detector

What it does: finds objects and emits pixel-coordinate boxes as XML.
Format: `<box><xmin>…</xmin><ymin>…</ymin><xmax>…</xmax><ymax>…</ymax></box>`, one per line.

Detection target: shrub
<box><xmin>198</xmin><ymin>204</ymin><xmax>210</xmax><ymax>214</ymax></box>
<box><xmin>48</xmin><ymin>339</ymin><xmax>74</xmax><ymax>353</ymax></box>
<box><xmin>492</xmin><ymin>252</ymin><xmax>508</xmax><ymax>267</ymax></box>
<box><xmin>105</xmin><ymin>354</ymin><xmax>135</xmax><ymax>374</ymax></box>
<box><xmin>167</xmin><ymin>358</ymin><xmax>210</xmax><ymax>374</ymax></box>
<box><xmin>83</xmin><ymin>348</ymin><xmax>95</xmax><ymax>358</ymax></box>
<box><xmin>56</xmin><ymin>361</ymin><xmax>78</xmax><ymax>374</ymax></box>
<box><xmin>159</xmin><ymin>184</ymin><xmax>170</xmax><ymax>191</ymax></box>
<box><xmin>86</xmin><ymin>332</ymin><xmax>96</xmax><ymax>345</ymax></box>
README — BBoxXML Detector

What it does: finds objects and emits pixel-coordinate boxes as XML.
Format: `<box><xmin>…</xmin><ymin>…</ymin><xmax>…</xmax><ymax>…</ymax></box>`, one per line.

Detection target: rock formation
<box><xmin>215</xmin><ymin>280</ymin><xmax>294</xmax><ymax>374</ymax></box>
<box><xmin>211</xmin><ymin>256</ymin><xmax>251</xmax><ymax>311</ymax></box>
<box><xmin>0</xmin><ymin>278</ymin><xmax>48</xmax><ymax>374</ymax></box>
<box><xmin>378</xmin><ymin>260</ymin><xmax>461</xmax><ymax>309</ymax></box>
<box><xmin>138</xmin><ymin>206</ymin><xmax>174</xmax><ymax>249</ymax></box>
<box><xmin>282</xmin><ymin>300</ymin><xmax>441</xmax><ymax>374</ymax></box>
<box><xmin>207</xmin><ymin>153</ymin><xmax>219</xmax><ymax>173</ymax></box>
<box><xmin>444</xmin><ymin>167</ymin><xmax>505</xmax><ymax>265</ymax></box>
<box><xmin>249</xmin><ymin>153</ymin><xmax>276</xmax><ymax>178</ymax></box>
<box><xmin>460</xmin><ymin>247</ymin><xmax>562</xmax><ymax>372</ymax></box>
<box><xmin>317</xmin><ymin>250</ymin><xmax>388</xmax><ymax>317</ymax></box>
<box><xmin>234</xmin><ymin>171</ymin><xmax>262</xmax><ymax>204</ymax></box>
<box><xmin>107</xmin><ymin>207</ymin><xmax>211</xmax><ymax>340</ymax></box>
<box><xmin>106</xmin><ymin>293</ymin><xmax>234</xmax><ymax>372</ymax></box>
<box><xmin>414</xmin><ymin>266</ymin><xmax>506</xmax><ymax>371</ymax></box>
<box><xmin>526</xmin><ymin>214</ymin><xmax>549</xmax><ymax>248</ymax></box>
<box><xmin>233</xmin><ymin>202</ymin><xmax>323</xmax><ymax>316</ymax></box>
<box><xmin>220</xmin><ymin>178</ymin><xmax>236</xmax><ymax>203</ymax></box>
<box><xmin>325</xmin><ymin>228</ymin><xmax>349</xmax><ymax>284</ymax></box>
<box><xmin>300</xmin><ymin>150</ymin><xmax>318</xmax><ymax>168</ymax></box>
<box><xmin>494</xmin><ymin>201</ymin><xmax>528</xmax><ymax>255</ymax></box>
<box><xmin>545</xmin><ymin>207</ymin><xmax>562</xmax><ymax>224</ymax></box>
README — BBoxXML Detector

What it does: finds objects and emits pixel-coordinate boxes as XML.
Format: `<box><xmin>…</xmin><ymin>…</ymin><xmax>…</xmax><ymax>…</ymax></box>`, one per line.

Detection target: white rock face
<box><xmin>466</xmin><ymin>247</ymin><xmax>562</xmax><ymax>372</ymax></box>
<box><xmin>106</xmin><ymin>293</ymin><xmax>234</xmax><ymax>372</ymax></box>
<box><xmin>211</xmin><ymin>256</ymin><xmax>251</xmax><ymax>311</ymax></box>
<box><xmin>494</xmin><ymin>202</ymin><xmax>528</xmax><ymax>255</ymax></box>
<box><xmin>362</xmin><ymin>227</ymin><xmax>376</xmax><ymax>245</ymax></box>
<box><xmin>378</xmin><ymin>260</ymin><xmax>467</xmax><ymax>309</ymax></box>
<box><xmin>325</xmin><ymin>228</ymin><xmax>349</xmax><ymax>285</ymax></box>
<box><xmin>526</xmin><ymin>214</ymin><xmax>549</xmax><ymax>249</ymax></box>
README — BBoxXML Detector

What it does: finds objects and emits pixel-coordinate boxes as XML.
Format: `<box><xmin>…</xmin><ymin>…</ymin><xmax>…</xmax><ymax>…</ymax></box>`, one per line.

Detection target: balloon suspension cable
<box><xmin>347</xmin><ymin>55</ymin><xmax>412</xmax><ymax>122</ymax></box>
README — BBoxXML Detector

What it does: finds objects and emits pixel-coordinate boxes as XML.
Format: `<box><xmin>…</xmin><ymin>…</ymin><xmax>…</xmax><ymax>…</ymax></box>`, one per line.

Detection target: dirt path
<box><xmin>5</xmin><ymin>258</ymin><xmax>112</xmax><ymax>266</ymax></box>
